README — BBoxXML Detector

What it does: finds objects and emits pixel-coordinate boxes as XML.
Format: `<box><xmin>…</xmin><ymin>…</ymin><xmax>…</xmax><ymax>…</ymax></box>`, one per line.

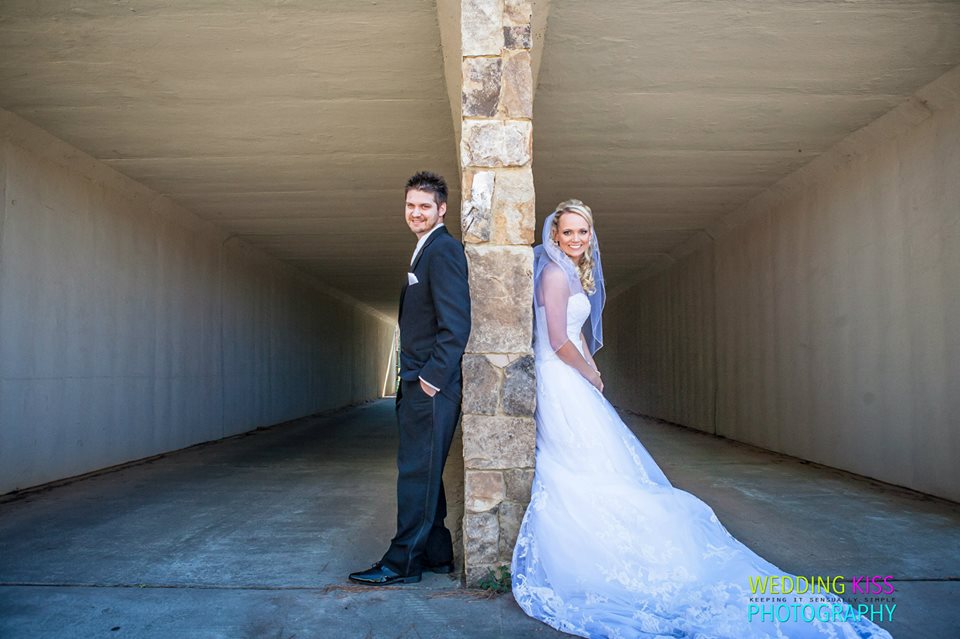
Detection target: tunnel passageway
<box><xmin>1</xmin><ymin>400</ymin><xmax>957</xmax><ymax>638</ymax></box>
<box><xmin>1</xmin><ymin>0</ymin><xmax>958</xmax><ymax>598</ymax></box>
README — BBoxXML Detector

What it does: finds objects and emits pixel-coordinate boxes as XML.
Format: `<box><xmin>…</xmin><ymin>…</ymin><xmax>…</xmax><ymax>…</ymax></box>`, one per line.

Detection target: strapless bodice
<box><xmin>534</xmin><ymin>292</ymin><xmax>591</xmax><ymax>361</ymax></box>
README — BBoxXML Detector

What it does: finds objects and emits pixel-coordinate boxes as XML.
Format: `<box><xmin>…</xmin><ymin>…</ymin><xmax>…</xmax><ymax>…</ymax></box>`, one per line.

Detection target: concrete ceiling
<box><xmin>0</xmin><ymin>0</ymin><xmax>459</xmax><ymax>316</ymax></box>
<box><xmin>2</xmin><ymin>1</ymin><xmax>959</xmax><ymax>315</ymax></box>
<box><xmin>534</xmin><ymin>1</ymin><xmax>960</xmax><ymax>290</ymax></box>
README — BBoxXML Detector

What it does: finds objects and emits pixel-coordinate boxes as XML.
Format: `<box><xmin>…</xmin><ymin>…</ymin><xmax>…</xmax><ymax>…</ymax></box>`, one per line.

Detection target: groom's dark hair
<box><xmin>405</xmin><ymin>171</ymin><xmax>448</xmax><ymax>207</ymax></box>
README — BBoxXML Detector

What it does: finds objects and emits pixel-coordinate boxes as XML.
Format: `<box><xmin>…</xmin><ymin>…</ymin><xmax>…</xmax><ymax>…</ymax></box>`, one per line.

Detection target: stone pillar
<box><xmin>459</xmin><ymin>0</ymin><xmax>537</xmax><ymax>586</ymax></box>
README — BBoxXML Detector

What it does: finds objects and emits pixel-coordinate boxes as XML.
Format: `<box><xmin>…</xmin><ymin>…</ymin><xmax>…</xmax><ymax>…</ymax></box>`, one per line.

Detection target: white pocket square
<box><xmin>407</xmin><ymin>272</ymin><xmax>419</xmax><ymax>285</ymax></box>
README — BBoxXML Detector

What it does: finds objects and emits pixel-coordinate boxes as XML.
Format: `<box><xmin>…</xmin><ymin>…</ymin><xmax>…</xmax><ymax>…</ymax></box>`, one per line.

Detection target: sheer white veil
<box><xmin>532</xmin><ymin>200</ymin><xmax>606</xmax><ymax>355</ymax></box>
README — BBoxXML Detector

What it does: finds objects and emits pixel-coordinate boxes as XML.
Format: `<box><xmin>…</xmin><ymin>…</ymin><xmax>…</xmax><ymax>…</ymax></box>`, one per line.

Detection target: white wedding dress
<box><xmin>511</xmin><ymin>291</ymin><xmax>893</xmax><ymax>639</ymax></box>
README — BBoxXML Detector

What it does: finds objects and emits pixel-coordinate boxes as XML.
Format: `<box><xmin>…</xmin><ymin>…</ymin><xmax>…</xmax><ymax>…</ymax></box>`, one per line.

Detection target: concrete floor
<box><xmin>0</xmin><ymin>400</ymin><xmax>957</xmax><ymax>639</ymax></box>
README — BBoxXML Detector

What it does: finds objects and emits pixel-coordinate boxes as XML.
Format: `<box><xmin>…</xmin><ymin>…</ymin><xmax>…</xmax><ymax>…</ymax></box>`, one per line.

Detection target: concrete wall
<box><xmin>600</xmin><ymin>66</ymin><xmax>960</xmax><ymax>502</ymax></box>
<box><xmin>0</xmin><ymin>111</ymin><xmax>396</xmax><ymax>495</ymax></box>
<box><xmin>602</xmin><ymin>246</ymin><xmax>717</xmax><ymax>433</ymax></box>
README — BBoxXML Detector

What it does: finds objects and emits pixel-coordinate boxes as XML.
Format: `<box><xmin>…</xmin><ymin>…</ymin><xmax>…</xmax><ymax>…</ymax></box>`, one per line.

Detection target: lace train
<box><xmin>511</xmin><ymin>356</ymin><xmax>893</xmax><ymax>639</ymax></box>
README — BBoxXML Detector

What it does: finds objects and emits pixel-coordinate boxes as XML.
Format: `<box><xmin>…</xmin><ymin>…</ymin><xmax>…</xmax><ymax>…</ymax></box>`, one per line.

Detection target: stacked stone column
<box><xmin>459</xmin><ymin>0</ymin><xmax>537</xmax><ymax>586</ymax></box>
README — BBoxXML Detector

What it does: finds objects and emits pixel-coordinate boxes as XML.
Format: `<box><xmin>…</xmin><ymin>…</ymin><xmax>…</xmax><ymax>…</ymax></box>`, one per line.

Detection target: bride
<box><xmin>510</xmin><ymin>200</ymin><xmax>893</xmax><ymax>639</ymax></box>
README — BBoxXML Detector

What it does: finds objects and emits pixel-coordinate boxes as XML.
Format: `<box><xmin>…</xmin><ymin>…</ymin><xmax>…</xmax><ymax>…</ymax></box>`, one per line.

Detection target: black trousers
<box><xmin>381</xmin><ymin>378</ymin><xmax>460</xmax><ymax>577</ymax></box>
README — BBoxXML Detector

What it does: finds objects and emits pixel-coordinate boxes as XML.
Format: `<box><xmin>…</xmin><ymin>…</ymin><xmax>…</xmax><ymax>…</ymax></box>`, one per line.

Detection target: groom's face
<box><xmin>405</xmin><ymin>189</ymin><xmax>446</xmax><ymax>239</ymax></box>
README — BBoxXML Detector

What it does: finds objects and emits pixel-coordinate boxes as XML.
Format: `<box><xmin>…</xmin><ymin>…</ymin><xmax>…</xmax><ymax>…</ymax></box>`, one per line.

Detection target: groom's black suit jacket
<box><xmin>398</xmin><ymin>225</ymin><xmax>471</xmax><ymax>400</ymax></box>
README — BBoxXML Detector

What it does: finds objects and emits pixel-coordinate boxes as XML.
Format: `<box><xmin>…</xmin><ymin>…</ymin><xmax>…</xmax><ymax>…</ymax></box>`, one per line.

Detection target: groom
<box><xmin>349</xmin><ymin>171</ymin><xmax>471</xmax><ymax>585</ymax></box>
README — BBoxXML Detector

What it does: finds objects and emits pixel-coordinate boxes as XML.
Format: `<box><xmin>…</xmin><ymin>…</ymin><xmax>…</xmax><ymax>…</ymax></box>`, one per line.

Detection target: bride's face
<box><xmin>554</xmin><ymin>212</ymin><xmax>591</xmax><ymax>263</ymax></box>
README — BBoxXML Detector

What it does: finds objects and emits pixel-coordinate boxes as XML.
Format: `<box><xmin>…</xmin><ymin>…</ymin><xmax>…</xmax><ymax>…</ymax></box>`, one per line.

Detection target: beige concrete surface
<box><xmin>602</xmin><ymin>245</ymin><xmax>717</xmax><ymax>434</ymax></box>
<box><xmin>0</xmin><ymin>0</ymin><xmax>460</xmax><ymax>316</ymax></box>
<box><xmin>3</xmin><ymin>2</ymin><xmax>959</xmax><ymax>315</ymax></box>
<box><xmin>601</xmin><ymin>66</ymin><xmax>960</xmax><ymax>502</ymax></box>
<box><xmin>0</xmin><ymin>110</ymin><xmax>395</xmax><ymax>495</ymax></box>
<box><xmin>0</xmin><ymin>0</ymin><xmax>957</xmax><ymax>511</ymax></box>
<box><xmin>534</xmin><ymin>1</ymin><xmax>960</xmax><ymax>290</ymax></box>
<box><xmin>2</xmin><ymin>401</ymin><xmax>958</xmax><ymax>638</ymax></box>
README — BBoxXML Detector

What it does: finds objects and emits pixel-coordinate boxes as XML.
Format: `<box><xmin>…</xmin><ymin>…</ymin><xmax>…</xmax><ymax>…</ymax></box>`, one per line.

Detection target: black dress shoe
<box><xmin>424</xmin><ymin>561</ymin><xmax>456</xmax><ymax>574</ymax></box>
<box><xmin>349</xmin><ymin>562</ymin><xmax>421</xmax><ymax>585</ymax></box>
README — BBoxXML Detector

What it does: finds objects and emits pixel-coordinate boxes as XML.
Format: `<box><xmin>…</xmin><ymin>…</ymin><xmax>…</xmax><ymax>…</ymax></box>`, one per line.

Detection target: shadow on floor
<box><xmin>0</xmin><ymin>399</ymin><xmax>957</xmax><ymax>638</ymax></box>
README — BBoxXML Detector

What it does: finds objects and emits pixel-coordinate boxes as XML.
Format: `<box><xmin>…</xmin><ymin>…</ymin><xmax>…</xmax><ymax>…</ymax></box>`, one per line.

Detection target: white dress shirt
<box><xmin>409</xmin><ymin>222</ymin><xmax>444</xmax><ymax>393</ymax></box>
<box><xmin>411</xmin><ymin>222</ymin><xmax>444</xmax><ymax>265</ymax></box>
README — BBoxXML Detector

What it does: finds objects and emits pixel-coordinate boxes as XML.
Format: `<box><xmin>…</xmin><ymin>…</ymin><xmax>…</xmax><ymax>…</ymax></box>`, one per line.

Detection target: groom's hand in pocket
<box><xmin>420</xmin><ymin>378</ymin><xmax>438</xmax><ymax>397</ymax></box>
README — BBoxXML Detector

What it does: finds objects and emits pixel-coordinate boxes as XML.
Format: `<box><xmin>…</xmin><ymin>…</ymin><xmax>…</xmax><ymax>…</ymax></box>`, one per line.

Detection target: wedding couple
<box><xmin>349</xmin><ymin>172</ymin><xmax>893</xmax><ymax>639</ymax></box>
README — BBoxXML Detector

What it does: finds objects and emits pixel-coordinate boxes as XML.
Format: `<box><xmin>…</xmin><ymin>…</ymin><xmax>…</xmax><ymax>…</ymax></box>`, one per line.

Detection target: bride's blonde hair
<box><xmin>550</xmin><ymin>199</ymin><xmax>597</xmax><ymax>295</ymax></box>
